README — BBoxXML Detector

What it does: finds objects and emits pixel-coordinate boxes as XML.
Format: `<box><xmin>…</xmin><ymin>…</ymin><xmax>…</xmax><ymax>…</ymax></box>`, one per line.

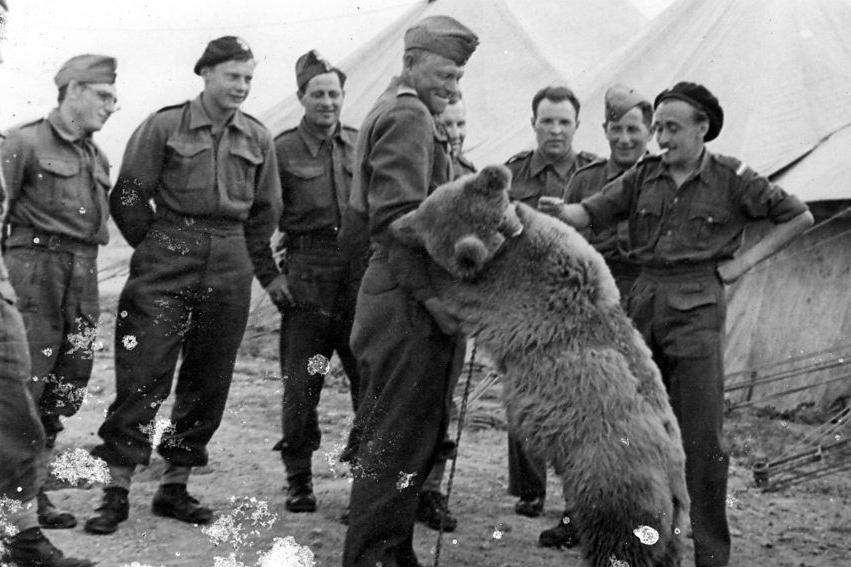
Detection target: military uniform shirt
<box><xmin>565</xmin><ymin>157</ymin><xmax>631</xmax><ymax>262</ymax></box>
<box><xmin>582</xmin><ymin>150</ymin><xmax>809</xmax><ymax>267</ymax></box>
<box><xmin>1</xmin><ymin>109</ymin><xmax>110</xmax><ymax>244</ymax></box>
<box><xmin>505</xmin><ymin>147</ymin><xmax>598</xmax><ymax>208</ymax></box>
<box><xmin>274</xmin><ymin>117</ymin><xmax>357</xmax><ymax>236</ymax></box>
<box><xmin>110</xmin><ymin>94</ymin><xmax>282</xmax><ymax>285</ymax></box>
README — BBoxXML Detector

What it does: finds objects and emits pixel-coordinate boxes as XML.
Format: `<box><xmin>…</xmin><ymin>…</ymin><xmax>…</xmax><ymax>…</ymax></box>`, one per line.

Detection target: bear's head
<box><xmin>390</xmin><ymin>165</ymin><xmax>523</xmax><ymax>280</ymax></box>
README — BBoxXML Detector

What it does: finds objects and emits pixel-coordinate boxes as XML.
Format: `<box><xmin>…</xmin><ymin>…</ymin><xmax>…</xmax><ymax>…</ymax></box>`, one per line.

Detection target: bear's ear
<box><xmin>389</xmin><ymin>210</ymin><xmax>425</xmax><ymax>247</ymax></box>
<box><xmin>453</xmin><ymin>234</ymin><xmax>490</xmax><ymax>279</ymax></box>
<box><xmin>468</xmin><ymin>164</ymin><xmax>512</xmax><ymax>196</ymax></box>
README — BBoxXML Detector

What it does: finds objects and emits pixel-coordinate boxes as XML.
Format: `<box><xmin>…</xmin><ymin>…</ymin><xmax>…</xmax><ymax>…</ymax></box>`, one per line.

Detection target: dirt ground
<box><xmin>36</xmin><ymin>286</ymin><xmax>851</xmax><ymax>567</ymax></box>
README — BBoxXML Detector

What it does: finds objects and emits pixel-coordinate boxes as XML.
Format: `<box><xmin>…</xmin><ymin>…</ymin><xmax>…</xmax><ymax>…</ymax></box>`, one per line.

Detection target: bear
<box><xmin>389</xmin><ymin>164</ymin><xmax>690</xmax><ymax>567</ymax></box>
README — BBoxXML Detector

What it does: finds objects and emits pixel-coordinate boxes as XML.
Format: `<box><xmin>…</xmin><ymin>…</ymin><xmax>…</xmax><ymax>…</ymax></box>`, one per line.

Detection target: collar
<box><xmin>647</xmin><ymin>149</ymin><xmax>711</xmax><ymax>184</ymax></box>
<box><xmin>604</xmin><ymin>158</ymin><xmax>626</xmax><ymax>181</ymax></box>
<box><xmin>530</xmin><ymin>147</ymin><xmax>576</xmax><ymax>179</ymax></box>
<box><xmin>297</xmin><ymin>117</ymin><xmax>341</xmax><ymax>158</ymax></box>
<box><xmin>47</xmin><ymin>108</ymin><xmax>83</xmax><ymax>143</ymax></box>
<box><xmin>190</xmin><ymin>94</ymin><xmax>250</xmax><ymax>134</ymax></box>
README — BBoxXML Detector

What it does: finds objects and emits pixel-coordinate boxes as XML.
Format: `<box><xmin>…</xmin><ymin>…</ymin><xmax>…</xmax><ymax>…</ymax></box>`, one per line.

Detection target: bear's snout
<box><xmin>453</xmin><ymin>234</ymin><xmax>491</xmax><ymax>279</ymax></box>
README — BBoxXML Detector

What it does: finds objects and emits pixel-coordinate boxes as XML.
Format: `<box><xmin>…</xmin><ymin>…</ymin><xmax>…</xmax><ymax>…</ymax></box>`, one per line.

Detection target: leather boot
<box><xmin>538</xmin><ymin>513</ymin><xmax>579</xmax><ymax>548</ymax></box>
<box><xmin>83</xmin><ymin>487</ymin><xmax>129</xmax><ymax>535</ymax></box>
<box><xmin>2</xmin><ymin>527</ymin><xmax>95</xmax><ymax>566</ymax></box>
<box><xmin>284</xmin><ymin>473</ymin><xmax>316</xmax><ymax>513</ymax></box>
<box><xmin>37</xmin><ymin>490</ymin><xmax>77</xmax><ymax>530</ymax></box>
<box><xmin>151</xmin><ymin>484</ymin><xmax>213</xmax><ymax>525</ymax></box>
<box><xmin>416</xmin><ymin>490</ymin><xmax>457</xmax><ymax>532</ymax></box>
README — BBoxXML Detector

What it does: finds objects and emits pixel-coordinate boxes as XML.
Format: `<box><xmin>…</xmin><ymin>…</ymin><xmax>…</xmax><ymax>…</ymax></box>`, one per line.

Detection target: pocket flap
<box><xmin>667</xmin><ymin>289</ymin><xmax>717</xmax><ymax>311</ymax></box>
<box><xmin>166</xmin><ymin>139</ymin><xmax>212</xmax><ymax>158</ymax></box>
<box><xmin>230</xmin><ymin>144</ymin><xmax>263</xmax><ymax>165</ymax></box>
<box><xmin>38</xmin><ymin>157</ymin><xmax>79</xmax><ymax>177</ymax></box>
<box><xmin>289</xmin><ymin>163</ymin><xmax>324</xmax><ymax>180</ymax></box>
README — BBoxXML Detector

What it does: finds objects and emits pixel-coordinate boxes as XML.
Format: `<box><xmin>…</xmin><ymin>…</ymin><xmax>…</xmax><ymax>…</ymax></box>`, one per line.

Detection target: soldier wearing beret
<box><xmin>540</xmin><ymin>81</ymin><xmax>814</xmax><ymax>567</ymax></box>
<box><xmin>1</xmin><ymin>52</ymin><xmax>118</xmax><ymax>532</ymax></box>
<box><xmin>505</xmin><ymin>83</ymin><xmax>599</xmax><ymax>523</ymax></box>
<box><xmin>263</xmin><ymin>50</ymin><xmax>361</xmax><ymax>515</ymax></box>
<box><xmin>340</xmin><ymin>14</ymin><xmax>478</xmax><ymax>566</ymax></box>
<box><xmin>0</xmin><ymin>4</ymin><xmax>94</xmax><ymax>566</ymax></box>
<box><xmin>86</xmin><ymin>36</ymin><xmax>282</xmax><ymax>535</ymax></box>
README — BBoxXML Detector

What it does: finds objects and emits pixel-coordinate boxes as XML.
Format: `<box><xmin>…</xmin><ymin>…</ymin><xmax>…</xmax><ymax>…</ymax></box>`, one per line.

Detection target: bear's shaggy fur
<box><xmin>391</xmin><ymin>165</ymin><xmax>689</xmax><ymax>567</ymax></box>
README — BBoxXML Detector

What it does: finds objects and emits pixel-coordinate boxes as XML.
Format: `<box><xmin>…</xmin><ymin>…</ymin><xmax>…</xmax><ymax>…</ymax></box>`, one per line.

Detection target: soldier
<box><xmin>0</xmin><ymin>2</ymin><xmax>94</xmax><ymax>565</ymax></box>
<box><xmin>505</xmin><ymin>83</ymin><xmax>598</xmax><ymax>522</ymax></box>
<box><xmin>534</xmin><ymin>84</ymin><xmax>654</xmax><ymax>549</ymax></box>
<box><xmin>539</xmin><ymin>82</ymin><xmax>814</xmax><ymax>567</ymax></box>
<box><xmin>1</xmin><ymin>53</ymin><xmax>117</xmax><ymax>533</ymax></box>
<box><xmin>413</xmin><ymin>94</ymin><xmax>476</xmax><ymax>533</ymax></box>
<box><xmin>265</xmin><ymin>50</ymin><xmax>360</xmax><ymax>514</ymax></box>
<box><xmin>85</xmin><ymin>36</ymin><xmax>282</xmax><ymax>535</ymax></box>
<box><xmin>564</xmin><ymin>84</ymin><xmax>653</xmax><ymax>301</ymax></box>
<box><xmin>340</xmin><ymin>15</ymin><xmax>478</xmax><ymax>566</ymax></box>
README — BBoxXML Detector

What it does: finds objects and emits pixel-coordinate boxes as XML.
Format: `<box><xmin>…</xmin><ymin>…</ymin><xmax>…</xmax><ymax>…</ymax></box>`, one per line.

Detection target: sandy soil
<box><xmin>34</xmin><ymin>288</ymin><xmax>851</xmax><ymax>567</ymax></box>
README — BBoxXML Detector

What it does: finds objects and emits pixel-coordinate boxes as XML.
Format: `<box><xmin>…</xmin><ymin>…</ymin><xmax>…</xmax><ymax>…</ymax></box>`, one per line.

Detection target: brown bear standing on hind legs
<box><xmin>390</xmin><ymin>164</ymin><xmax>690</xmax><ymax>567</ymax></box>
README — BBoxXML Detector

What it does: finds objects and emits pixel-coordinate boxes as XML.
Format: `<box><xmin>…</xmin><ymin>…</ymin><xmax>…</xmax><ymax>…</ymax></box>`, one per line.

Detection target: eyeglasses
<box><xmin>82</xmin><ymin>84</ymin><xmax>120</xmax><ymax>111</ymax></box>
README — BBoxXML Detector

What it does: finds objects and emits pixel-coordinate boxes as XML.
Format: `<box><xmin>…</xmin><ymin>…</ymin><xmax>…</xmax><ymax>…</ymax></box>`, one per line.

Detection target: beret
<box><xmin>604</xmin><ymin>83</ymin><xmax>648</xmax><ymax>122</ymax></box>
<box><xmin>296</xmin><ymin>49</ymin><xmax>346</xmax><ymax>92</ymax></box>
<box><xmin>404</xmin><ymin>15</ymin><xmax>478</xmax><ymax>66</ymax></box>
<box><xmin>654</xmin><ymin>81</ymin><xmax>724</xmax><ymax>142</ymax></box>
<box><xmin>54</xmin><ymin>54</ymin><xmax>117</xmax><ymax>88</ymax></box>
<box><xmin>194</xmin><ymin>36</ymin><xmax>253</xmax><ymax>75</ymax></box>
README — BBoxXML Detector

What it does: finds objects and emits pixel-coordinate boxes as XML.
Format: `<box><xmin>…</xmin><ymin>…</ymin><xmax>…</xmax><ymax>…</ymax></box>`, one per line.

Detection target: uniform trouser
<box><xmin>4</xmin><ymin>246</ymin><xmax>99</xmax><ymax>433</ymax></box>
<box><xmin>92</xmin><ymin>220</ymin><xmax>253</xmax><ymax>468</ymax></box>
<box><xmin>276</xmin><ymin>243</ymin><xmax>361</xmax><ymax>478</ymax></box>
<box><xmin>0</xmin><ymin>272</ymin><xmax>45</xmax><ymax>504</ymax></box>
<box><xmin>628</xmin><ymin>264</ymin><xmax>731</xmax><ymax>567</ymax></box>
<box><xmin>342</xmin><ymin>256</ymin><xmax>457</xmax><ymax>567</ymax></box>
<box><xmin>608</xmin><ymin>258</ymin><xmax>641</xmax><ymax>306</ymax></box>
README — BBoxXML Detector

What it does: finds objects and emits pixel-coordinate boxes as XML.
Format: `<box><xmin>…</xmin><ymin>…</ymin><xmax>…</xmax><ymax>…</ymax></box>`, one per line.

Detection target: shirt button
<box><xmin>33</xmin><ymin>237</ymin><xmax>40</xmax><ymax>244</ymax></box>
<box><xmin>672</xmin><ymin>198</ymin><xmax>678</xmax><ymax>204</ymax></box>
<box><xmin>666</xmin><ymin>230</ymin><xmax>673</xmax><ymax>236</ymax></box>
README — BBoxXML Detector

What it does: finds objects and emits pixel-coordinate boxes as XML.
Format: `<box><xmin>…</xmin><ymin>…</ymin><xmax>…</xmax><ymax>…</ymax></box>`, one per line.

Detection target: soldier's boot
<box><xmin>151</xmin><ymin>484</ymin><xmax>213</xmax><ymax>525</ymax></box>
<box><xmin>83</xmin><ymin>487</ymin><xmax>129</xmax><ymax>535</ymax></box>
<box><xmin>415</xmin><ymin>490</ymin><xmax>457</xmax><ymax>532</ymax></box>
<box><xmin>37</xmin><ymin>489</ymin><xmax>77</xmax><ymax>530</ymax></box>
<box><xmin>538</xmin><ymin>513</ymin><xmax>579</xmax><ymax>549</ymax></box>
<box><xmin>2</xmin><ymin>527</ymin><xmax>96</xmax><ymax>566</ymax></box>
<box><xmin>514</xmin><ymin>494</ymin><xmax>544</xmax><ymax>518</ymax></box>
<box><xmin>284</xmin><ymin>472</ymin><xmax>317</xmax><ymax>513</ymax></box>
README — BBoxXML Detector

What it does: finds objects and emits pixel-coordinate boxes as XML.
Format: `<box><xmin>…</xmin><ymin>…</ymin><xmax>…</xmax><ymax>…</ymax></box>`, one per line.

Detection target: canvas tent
<box><xmin>259</xmin><ymin>0</ymin><xmax>646</xmax><ymax>165</ymax></box>
<box><xmin>560</xmin><ymin>0</ymin><xmax>851</xmax><ymax>411</ymax></box>
<box><xmin>248</xmin><ymin>0</ymin><xmax>647</xmax><ymax>330</ymax></box>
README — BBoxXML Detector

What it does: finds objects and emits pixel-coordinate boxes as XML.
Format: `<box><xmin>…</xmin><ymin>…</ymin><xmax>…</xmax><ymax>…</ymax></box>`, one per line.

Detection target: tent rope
<box><xmin>433</xmin><ymin>337</ymin><xmax>477</xmax><ymax>567</ymax></box>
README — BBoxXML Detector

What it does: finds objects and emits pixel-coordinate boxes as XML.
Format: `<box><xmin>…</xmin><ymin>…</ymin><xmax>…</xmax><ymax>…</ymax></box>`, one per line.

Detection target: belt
<box><xmin>155</xmin><ymin>207</ymin><xmax>244</xmax><ymax>235</ymax></box>
<box><xmin>287</xmin><ymin>230</ymin><xmax>341</xmax><ymax>250</ymax></box>
<box><xmin>640</xmin><ymin>261</ymin><xmax>719</xmax><ymax>280</ymax></box>
<box><xmin>7</xmin><ymin>226</ymin><xmax>98</xmax><ymax>257</ymax></box>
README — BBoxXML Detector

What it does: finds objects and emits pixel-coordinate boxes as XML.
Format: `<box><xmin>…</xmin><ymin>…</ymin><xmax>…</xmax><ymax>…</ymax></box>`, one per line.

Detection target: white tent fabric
<box><xmin>259</xmin><ymin>0</ymin><xmax>646</xmax><ymax>167</ymax></box>
<box><xmin>562</xmin><ymin>0</ymin><xmax>851</xmax><ymax>203</ymax></box>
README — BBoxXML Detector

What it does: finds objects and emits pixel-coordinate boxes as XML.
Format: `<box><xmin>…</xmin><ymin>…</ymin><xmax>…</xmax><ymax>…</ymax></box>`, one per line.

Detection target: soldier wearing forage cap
<box><xmin>340</xmin><ymin>14</ymin><xmax>478</xmax><ymax>567</ymax></box>
<box><xmin>540</xmin><ymin>81</ymin><xmax>814</xmax><ymax>567</ymax></box>
<box><xmin>532</xmin><ymin>84</ymin><xmax>654</xmax><ymax>550</ymax></box>
<box><xmin>0</xmin><ymin>4</ymin><xmax>94</xmax><ymax>566</ymax></box>
<box><xmin>1</xmin><ymin>52</ymin><xmax>118</xmax><ymax>532</ymax></box>
<box><xmin>86</xmin><ymin>36</ymin><xmax>282</xmax><ymax>535</ymax></box>
<box><xmin>504</xmin><ymin>82</ymin><xmax>599</xmax><ymax>523</ymax></box>
<box><xmin>261</xmin><ymin>49</ymin><xmax>361</xmax><ymax>515</ymax></box>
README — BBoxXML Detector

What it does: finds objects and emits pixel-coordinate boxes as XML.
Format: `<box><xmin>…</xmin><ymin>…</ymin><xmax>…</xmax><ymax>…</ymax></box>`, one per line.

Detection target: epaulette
<box><xmin>574</xmin><ymin>156</ymin><xmax>607</xmax><ymax>175</ymax></box>
<box><xmin>154</xmin><ymin>101</ymin><xmax>189</xmax><ymax>114</ymax></box>
<box><xmin>505</xmin><ymin>149</ymin><xmax>533</xmax><ymax>165</ymax></box>
<box><xmin>240</xmin><ymin>110</ymin><xmax>268</xmax><ymax>129</ymax></box>
<box><xmin>7</xmin><ymin>117</ymin><xmax>45</xmax><ymax>132</ymax></box>
<box><xmin>712</xmin><ymin>153</ymin><xmax>751</xmax><ymax>177</ymax></box>
<box><xmin>577</xmin><ymin>150</ymin><xmax>601</xmax><ymax>165</ymax></box>
<box><xmin>273</xmin><ymin>125</ymin><xmax>299</xmax><ymax>142</ymax></box>
<box><xmin>457</xmin><ymin>154</ymin><xmax>476</xmax><ymax>171</ymax></box>
<box><xmin>342</xmin><ymin>124</ymin><xmax>358</xmax><ymax>134</ymax></box>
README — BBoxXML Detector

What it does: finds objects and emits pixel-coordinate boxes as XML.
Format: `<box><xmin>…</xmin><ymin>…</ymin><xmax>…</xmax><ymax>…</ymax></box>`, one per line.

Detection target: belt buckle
<box><xmin>47</xmin><ymin>235</ymin><xmax>62</xmax><ymax>251</ymax></box>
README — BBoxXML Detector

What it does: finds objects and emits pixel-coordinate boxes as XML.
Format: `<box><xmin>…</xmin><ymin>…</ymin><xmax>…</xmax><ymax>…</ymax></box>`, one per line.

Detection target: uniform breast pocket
<box><xmin>632</xmin><ymin>195</ymin><xmax>663</xmax><ymax>247</ymax></box>
<box><xmin>687</xmin><ymin>204</ymin><xmax>731</xmax><ymax>250</ymax></box>
<box><xmin>285</xmin><ymin>163</ymin><xmax>326</xmax><ymax>210</ymax></box>
<box><xmin>228</xmin><ymin>144</ymin><xmax>263</xmax><ymax>203</ymax></box>
<box><xmin>35</xmin><ymin>156</ymin><xmax>80</xmax><ymax>209</ymax></box>
<box><xmin>163</xmin><ymin>139</ymin><xmax>213</xmax><ymax>192</ymax></box>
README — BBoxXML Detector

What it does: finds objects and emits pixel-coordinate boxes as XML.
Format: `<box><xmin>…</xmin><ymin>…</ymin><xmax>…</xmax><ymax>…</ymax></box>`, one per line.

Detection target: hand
<box><xmin>266</xmin><ymin>274</ymin><xmax>294</xmax><ymax>309</ymax></box>
<box><xmin>537</xmin><ymin>196</ymin><xmax>567</xmax><ymax>219</ymax></box>
<box><xmin>423</xmin><ymin>297</ymin><xmax>462</xmax><ymax>335</ymax></box>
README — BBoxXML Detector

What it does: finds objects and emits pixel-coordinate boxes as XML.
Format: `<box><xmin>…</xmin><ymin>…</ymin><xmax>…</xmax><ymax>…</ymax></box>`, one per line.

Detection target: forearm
<box><xmin>719</xmin><ymin>210</ymin><xmax>814</xmax><ymax>282</ymax></box>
